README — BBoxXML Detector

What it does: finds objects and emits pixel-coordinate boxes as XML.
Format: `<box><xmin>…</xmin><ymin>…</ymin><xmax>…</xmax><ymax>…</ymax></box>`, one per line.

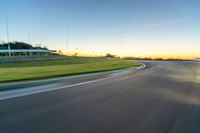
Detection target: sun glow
<box><xmin>61</xmin><ymin>50</ymin><xmax>198</xmax><ymax>60</ymax></box>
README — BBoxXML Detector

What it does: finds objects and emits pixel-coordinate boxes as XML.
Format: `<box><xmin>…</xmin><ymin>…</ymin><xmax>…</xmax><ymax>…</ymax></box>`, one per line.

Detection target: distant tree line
<box><xmin>123</xmin><ymin>56</ymin><xmax>190</xmax><ymax>61</ymax></box>
<box><xmin>0</xmin><ymin>42</ymin><xmax>48</xmax><ymax>50</ymax></box>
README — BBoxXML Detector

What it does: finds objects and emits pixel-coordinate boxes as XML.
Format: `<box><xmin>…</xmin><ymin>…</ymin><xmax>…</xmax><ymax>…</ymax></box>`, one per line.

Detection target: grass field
<box><xmin>0</xmin><ymin>57</ymin><xmax>140</xmax><ymax>82</ymax></box>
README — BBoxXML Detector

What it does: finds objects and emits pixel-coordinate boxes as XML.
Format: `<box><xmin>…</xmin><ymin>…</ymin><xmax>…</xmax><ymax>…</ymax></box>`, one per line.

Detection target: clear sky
<box><xmin>0</xmin><ymin>0</ymin><xmax>200</xmax><ymax>59</ymax></box>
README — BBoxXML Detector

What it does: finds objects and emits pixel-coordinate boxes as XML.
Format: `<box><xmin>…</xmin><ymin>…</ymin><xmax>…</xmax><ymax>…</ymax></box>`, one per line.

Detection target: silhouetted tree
<box><xmin>105</xmin><ymin>53</ymin><xmax>117</xmax><ymax>58</ymax></box>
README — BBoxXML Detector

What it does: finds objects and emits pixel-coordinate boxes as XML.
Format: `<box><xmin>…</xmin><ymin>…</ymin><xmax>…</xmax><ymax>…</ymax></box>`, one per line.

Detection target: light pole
<box><xmin>27</xmin><ymin>30</ymin><xmax>32</xmax><ymax>45</ymax></box>
<box><xmin>5</xmin><ymin>15</ymin><xmax>11</xmax><ymax>56</ymax></box>
<box><xmin>66</xmin><ymin>28</ymin><xmax>69</xmax><ymax>56</ymax></box>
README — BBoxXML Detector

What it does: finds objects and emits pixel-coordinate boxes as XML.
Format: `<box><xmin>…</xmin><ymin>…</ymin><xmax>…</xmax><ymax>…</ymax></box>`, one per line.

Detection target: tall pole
<box><xmin>27</xmin><ymin>30</ymin><xmax>32</xmax><ymax>57</ymax></box>
<box><xmin>27</xmin><ymin>30</ymin><xmax>32</xmax><ymax>45</ymax></box>
<box><xmin>5</xmin><ymin>15</ymin><xmax>11</xmax><ymax>56</ymax></box>
<box><xmin>66</xmin><ymin>27</ymin><xmax>69</xmax><ymax>56</ymax></box>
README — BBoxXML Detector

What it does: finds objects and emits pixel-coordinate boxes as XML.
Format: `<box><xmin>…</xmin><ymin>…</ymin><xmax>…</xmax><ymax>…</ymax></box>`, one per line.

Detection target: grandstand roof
<box><xmin>0</xmin><ymin>49</ymin><xmax>56</xmax><ymax>53</ymax></box>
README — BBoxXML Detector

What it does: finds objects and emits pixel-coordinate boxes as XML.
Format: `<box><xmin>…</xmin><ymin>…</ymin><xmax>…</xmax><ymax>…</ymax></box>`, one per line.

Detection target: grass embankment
<box><xmin>0</xmin><ymin>57</ymin><xmax>140</xmax><ymax>82</ymax></box>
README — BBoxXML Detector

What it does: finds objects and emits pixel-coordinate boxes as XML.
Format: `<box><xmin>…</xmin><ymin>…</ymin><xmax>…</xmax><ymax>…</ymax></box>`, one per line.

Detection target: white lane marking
<box><xmin>0</xmin><ymin>64</ymin><xmax>146</xmax><ymax>101</ymax></box>
<box><xmin>0</xmin><ymin>77</ymin><xmax>112</xmax><ymax>101</ymax></box>
<box><xmin>0</xmin><ymin>72</ymin><xmax>129</xmax><ymax>101</ymax></box>
<box><xmin>136</xmin><ymin>63</ymin><xmax>146</xmax><ymax>69</ymax></box>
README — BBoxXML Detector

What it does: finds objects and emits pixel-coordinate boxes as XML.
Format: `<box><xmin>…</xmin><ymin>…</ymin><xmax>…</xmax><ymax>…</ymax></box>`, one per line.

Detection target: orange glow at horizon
<box><xmin>60</xmin><ymin>50</ymin><xmax>199</xmax><ymax>60</ymax></box>
<box><xmin>55</xmin><ymin>38</ymin><xmax>200</xmax><ymax>60</ymax></box>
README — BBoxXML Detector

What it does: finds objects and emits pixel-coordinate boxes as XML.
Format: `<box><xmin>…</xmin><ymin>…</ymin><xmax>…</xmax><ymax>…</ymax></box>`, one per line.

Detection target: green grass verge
<box><xmin>0</xmin><ymin>57</ymin><xmax>140</xmax><ymax>83</ymax></box>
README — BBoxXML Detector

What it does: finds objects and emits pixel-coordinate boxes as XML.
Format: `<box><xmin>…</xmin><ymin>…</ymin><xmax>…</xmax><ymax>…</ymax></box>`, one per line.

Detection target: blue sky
<box><xmin>0</xmin><ymin>0</ymin><xmax>200</xmax><ymax>58</ymax></box>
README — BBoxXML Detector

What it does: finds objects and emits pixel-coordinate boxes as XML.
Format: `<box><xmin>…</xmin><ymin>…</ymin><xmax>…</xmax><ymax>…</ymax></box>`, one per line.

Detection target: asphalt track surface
<box><xmin>1</xmin><ymin>61</ymin><xmax>200</xmax><ymax>133</ymax></box>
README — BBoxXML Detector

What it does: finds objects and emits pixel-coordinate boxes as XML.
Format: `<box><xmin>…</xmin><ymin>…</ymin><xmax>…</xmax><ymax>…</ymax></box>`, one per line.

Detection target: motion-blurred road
<box><xmin>1</xmin><ymin>61</ymin><xmax>200</xmax><ymax>133</ymax></box>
